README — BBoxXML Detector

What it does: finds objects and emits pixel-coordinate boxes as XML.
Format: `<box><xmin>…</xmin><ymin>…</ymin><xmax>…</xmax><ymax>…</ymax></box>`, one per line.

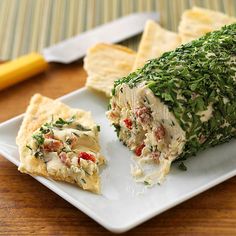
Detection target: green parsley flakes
<box><xmin>32</xmin><ymin>134</ymin><xmax>45</xmax><ymax>145</ymax></box>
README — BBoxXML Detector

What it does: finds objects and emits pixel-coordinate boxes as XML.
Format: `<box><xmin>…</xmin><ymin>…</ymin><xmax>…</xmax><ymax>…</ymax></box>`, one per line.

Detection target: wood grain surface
<box><xmin>0</xmin><ymin>62</ymin><xmax>236</xmax><ymax>236</ymax></box>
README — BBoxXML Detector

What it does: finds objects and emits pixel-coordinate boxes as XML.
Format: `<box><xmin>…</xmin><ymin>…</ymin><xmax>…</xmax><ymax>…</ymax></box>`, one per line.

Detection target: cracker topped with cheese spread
<box><xmin>16</xmin><ymin>94</ymin><xmax>105</xmax><ymax>193</ymax></box>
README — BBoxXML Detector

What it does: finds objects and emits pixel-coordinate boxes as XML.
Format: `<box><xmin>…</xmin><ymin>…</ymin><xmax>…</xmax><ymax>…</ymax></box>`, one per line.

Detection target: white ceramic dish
<box><xmin>0</xmin><ymin>88</ymin><xmax>236</xmax><ymax>233</ymax></box>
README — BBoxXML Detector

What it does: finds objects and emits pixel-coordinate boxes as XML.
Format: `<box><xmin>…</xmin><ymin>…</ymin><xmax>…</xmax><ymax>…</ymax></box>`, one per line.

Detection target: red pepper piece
<box><xmin>135</xmin><ymin>143</ymin><xmax>145</xmax><ymax>156</ymax></box>
<box><xmin>78</xmin><ymin>152</ymin><xmax>96</xmax><ymax>163</ymax></box>
<box><xmin>123</xmin><ymin>118</ymin><xmax>132</xmax><ymax>129</ymax></box>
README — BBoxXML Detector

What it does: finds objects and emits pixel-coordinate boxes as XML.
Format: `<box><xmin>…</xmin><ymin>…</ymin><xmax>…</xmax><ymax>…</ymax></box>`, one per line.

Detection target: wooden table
<box><xmin>0</xmin><ymin>62</ymin><xmax>236</xmax><ymax>235</ymax></box>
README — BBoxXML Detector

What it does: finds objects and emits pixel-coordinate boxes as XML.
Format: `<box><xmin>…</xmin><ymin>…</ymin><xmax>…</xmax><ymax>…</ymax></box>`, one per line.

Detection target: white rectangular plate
<box><xmin>0</xmin><ymin>88</ymin><xmax>236</xmax><ymax>233</ymax></box>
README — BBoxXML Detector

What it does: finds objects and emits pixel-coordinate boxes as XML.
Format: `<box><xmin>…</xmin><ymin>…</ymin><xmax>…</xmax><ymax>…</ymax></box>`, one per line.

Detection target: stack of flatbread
<box><xmin>84</xmin><ymin>7</ymin><xmax>236</xmax><ymax>97</ymax></box>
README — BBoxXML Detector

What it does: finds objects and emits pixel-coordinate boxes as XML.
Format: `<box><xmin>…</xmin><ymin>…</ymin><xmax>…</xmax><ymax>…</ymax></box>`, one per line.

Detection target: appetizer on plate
<box><xmin>16</xmin><ymin>94</ymin><xmax>105</xmax><ymax>193</ymax></box>
<box><xmin>107</xmin><ymin>23</ymin><xmax>236</xmax><ymax>185</ymax></box>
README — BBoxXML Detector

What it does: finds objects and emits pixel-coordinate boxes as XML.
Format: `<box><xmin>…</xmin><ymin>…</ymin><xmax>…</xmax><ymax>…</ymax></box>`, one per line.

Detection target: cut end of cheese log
<box><xmin>107</xmin><ymin>23</ymin><xmax>236</xmax><ymax>185</ymax></box>
<box><xmin>107</xmin><ymin>83</ymin><xmax>186</xmax><ymax>185</ymax></box>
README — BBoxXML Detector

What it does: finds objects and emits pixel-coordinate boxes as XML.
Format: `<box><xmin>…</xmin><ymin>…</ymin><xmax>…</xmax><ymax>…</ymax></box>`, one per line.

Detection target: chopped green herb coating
<box><xmin>32</xmin><ymin>134</ymin><xmax>45</xmax><ymax>145</ymax></box>
<box><xmin>26</xmin><ymin>145</ymin><xmax>32</xmax><ymax>151</ymax></box>
<box><xmin>76</xmin><ymin>124</ymin><xmax>91</xmax><ymax>131</ymax></box>
<box><xmin>178</xmin><ymin>162</ymin><xmax>187</xmax><ymax>171</ymax></box>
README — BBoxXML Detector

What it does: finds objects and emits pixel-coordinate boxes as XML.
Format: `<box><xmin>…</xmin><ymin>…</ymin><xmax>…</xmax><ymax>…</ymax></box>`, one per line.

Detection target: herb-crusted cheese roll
<box><xmin>107</xmin><ymin>23</ymin><xmax>236</xmax><ymax>185</ymax></box>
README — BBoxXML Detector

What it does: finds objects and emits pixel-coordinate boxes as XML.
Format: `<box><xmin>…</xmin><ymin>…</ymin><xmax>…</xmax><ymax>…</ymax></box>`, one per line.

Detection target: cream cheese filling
<box><xmin>108</xmin><ymin>83</ymin><xmax>186</xmax><ymax>185</ymax></box>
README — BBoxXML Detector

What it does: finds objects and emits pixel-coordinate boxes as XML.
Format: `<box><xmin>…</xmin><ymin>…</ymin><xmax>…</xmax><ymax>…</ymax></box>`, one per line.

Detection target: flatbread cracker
<box><xmin>16</xmin><ymin>94</ymin><xmax>105</xmax><ymax>193</ymax></box>
<box><xmin>179</xmin><ymin>6</ymin><xmax>236</xmax><ymax>43</ymax></box>
<box><xmin>132</xmin><ymin>20</ymin><xmax>181</xmax><ymax>70</ymax></box>
<box><xmin>84</xmin><ymin>43</ymin><xmax>136</xmax><ymax>97</ymax></box>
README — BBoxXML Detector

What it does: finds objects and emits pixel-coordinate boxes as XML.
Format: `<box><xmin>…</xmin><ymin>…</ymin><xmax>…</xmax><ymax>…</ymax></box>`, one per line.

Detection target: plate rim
<box><xmin>0</xmin><ymin>87</ymin><xmax>236</xmax><ymax>233</ymax></box>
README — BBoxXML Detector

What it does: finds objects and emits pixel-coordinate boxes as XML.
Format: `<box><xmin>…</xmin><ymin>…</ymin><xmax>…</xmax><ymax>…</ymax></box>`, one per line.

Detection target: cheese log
<box><xmin>107</xmin><ymin>23</ymin><xmax>236</xmax><ymax>185</ymax></box>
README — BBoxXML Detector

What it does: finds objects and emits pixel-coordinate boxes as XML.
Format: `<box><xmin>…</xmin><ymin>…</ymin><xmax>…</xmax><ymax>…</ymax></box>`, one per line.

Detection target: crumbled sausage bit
<box><xmin>135</xmin><ymin>106</ymin><xmax>152</xmax><ymax>123</ymax></box>
<box><xmin>59</xmin><ymin>152</ymin><xmax>71</xmax><ymax>167</ymax></box>
<box><xmin>151</xmin><ymin>151</ymin><xmax>160</xmax><ymax>163</ymax></box>
<box><xmin>154</xmin><ymin>125</ymin><xmax>166</xmax><ymax>141</ymax></box>
<box><xmin>43</xmin><ymin>140</ymin><xmax>63</xmax><ymax>152</ymax></box>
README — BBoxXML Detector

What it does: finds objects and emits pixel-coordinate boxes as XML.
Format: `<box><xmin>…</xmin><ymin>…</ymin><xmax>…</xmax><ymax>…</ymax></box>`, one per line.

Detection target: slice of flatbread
<box><xmin>84</xmin><ymin>43</ymin><xmax>136</xmax><ymax>97</ymax></box>
<box><xmin>132</xmin><ymin>20</ymin><xmax>181</xmax><ymax>70</ymax></box>
<box><xmin>179</xmin><ymin>6</ymin><xmax>236</xmax><ymax>43</ymax></box>
<box><xmin>16</xmin><ymin>94</ymin><xmax>105</xmax><ymax>193</ymax></box>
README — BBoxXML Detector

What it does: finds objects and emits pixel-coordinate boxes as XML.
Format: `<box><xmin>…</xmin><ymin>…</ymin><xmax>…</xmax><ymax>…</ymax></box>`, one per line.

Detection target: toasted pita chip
<box><xmin>84</xmin><ymin>43</ymin><xmax>136</xmax><ymax>97</ymax></box>
<box><xmin>16</xmin><ymin>94</ymin><xmax>105</xmax><ymax>193</ymax></box>
<box><xmin>132</xmin><ymin>20</ymin><xmax>181</xmax><ymax>70</ymax></box>
<box><xmin>179</xmin><ymin>7</ymin><xmax>236</xmax><ymax>43</ymax></box>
